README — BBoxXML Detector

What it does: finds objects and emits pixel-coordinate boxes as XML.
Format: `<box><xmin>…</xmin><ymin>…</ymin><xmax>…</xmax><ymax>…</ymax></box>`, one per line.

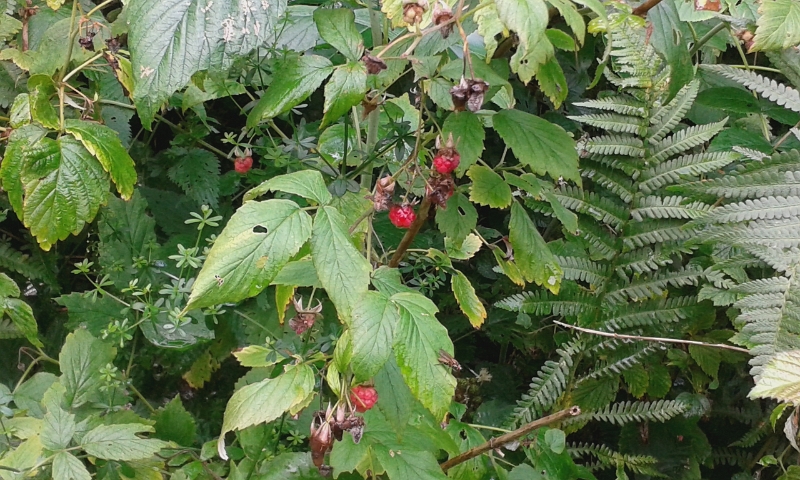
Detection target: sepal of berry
<box><xmin>350</xmin><ymin>385</ymin><xmax>378</xmax><ymax>413</ymax></box>
<box><xmin>389</xmin><ymin>204</ymin><xmax>416</xmax><ymax>229</ymax></box>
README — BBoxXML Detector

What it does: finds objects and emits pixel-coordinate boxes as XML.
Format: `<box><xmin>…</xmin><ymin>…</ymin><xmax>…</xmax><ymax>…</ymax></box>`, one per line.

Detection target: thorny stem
<box><xmin>552</xmin><ymin>320</ymin><xmax>750</xmax><ymax>353</ymax></box>
<box><xmin>440</xmin><ymin>407</ymin><xmax>581</xmax><ymax>472</ymax></box>
<box><xmin>363</xmin><ymin>0</ymin><xmax>384</xmax><ymax>190</ymax></box>
<box><xmin>632</xmin><ymin>0</ymin><xmax>663</xmax><ymax>16</ymax></box>
<box><xmin>62</xmin><ymin>51</ymin><xmax>104</xmax><ymax>83</ymax></box>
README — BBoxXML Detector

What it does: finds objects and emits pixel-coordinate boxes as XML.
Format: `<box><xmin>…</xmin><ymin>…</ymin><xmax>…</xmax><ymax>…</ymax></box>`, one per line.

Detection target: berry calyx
<box><xmin>433</xmin><ymin>152</ymin><xmax>460</xmax><ymax>174</ymax></box>
<box><xmin>389</xmin><ymin>204</ymin><xmax>416</xmax><ymax>229</ymax></box>
<box><xmin>234</xmin><ymin>156</ymin><xmax>253</xmax><ymax>174</ymax></box>
<box><xmin>350</xmin><ymin>386</ymin><xmax>378</xmax><ymax>412</ymax></box>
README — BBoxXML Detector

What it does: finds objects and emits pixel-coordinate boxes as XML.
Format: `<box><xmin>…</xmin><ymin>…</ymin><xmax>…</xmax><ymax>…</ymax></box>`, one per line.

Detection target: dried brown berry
<box><xmin>362</xmin><ymin>53</ymin><xmax>387</xmax><ymax>75</ymax></box>
<box><xmin>402</xmin><ymin>0</ymin><xmax>429</xmax><ymax>24</ymax></box>
<box><xmin>426</xmin><ymin>173</ymin><xmax>455</xmax><ymax>208</ymax></box>
<box><xmin>433</xmin><ymin>0</ymin><xmax>454</xmax><ymax>38</ymax></box>
<box><xmin>289</xmin><ymin>296</ymin><xmax>323</xmax><ymax>335</ymax></box>
<box><xmin>370</xmin><ymin>175</ymin><xmax>395</xmax><ymax>212</ymax></box>
<box><xmin>79</xmin><ymin>32</ymin><xmax>96</xmax><ymax>51</ymax></box>
<box><xmin>105</xmin><ymin>35</ymin><xmax>122</xmax><ymax>54</ymax></box>
<box><xmin>450</xmin><ymin>77</ymin><xmax>489</xmax><ymax>112</ymax></box>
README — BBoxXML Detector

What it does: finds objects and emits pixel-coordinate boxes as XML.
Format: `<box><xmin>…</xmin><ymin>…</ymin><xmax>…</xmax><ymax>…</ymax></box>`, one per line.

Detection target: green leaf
<box><xmin>312</xmin><ymin>8</ymin><xmax>364</xmax><ymax>62</ymax></box>
<box><xmin>442</xmin><ymin>111</ymin><xmax>485</xmax><ymax>176</ymax></box>
<box><xmin>81</xmin><ymin>424</ymin><xmax>168</xmax><ymax>461</ymax></box>
<box><xmin>493</xmin><ymin>109</ymin><xmax>580</xmax><ymax>185</ymax></box>
<box><xmin>752</xmin><ymin>0</ymin><xmax>800</xmax><ymax>51</ymax></box>
<box><xmin>467</xmin><ymin>165</ymin><xmax>512</xmax><ymax>209</ymax></box>
<box><xmin>391</xmin><ymin>292</ymin><xmax>456</xmax><ymax>419</ymax></box>
<box><xmin>272</xmin><ymin>259</ymin><xmax>320</xmax><ymax>287</ymax></box>
<box><xmin>508</xmin><ymin>463</ymin><xmax>546</xmax><ymax>480</ymax></box>
<box><xmin>310</xmin><ymin>206</ymin><xmax>371</xmax><ymax>318</ymax></box>
<box><xmin>186</xmin><ymin>199</ymin><xmax>313</xmax><ymax>310</ymax></box>
<box><xmin>495</xmin><ymin>0</ymin><xmax>551</xmax><ymax>83</ymax></box>
<box><xmin>435</xmin><ymin>193</ymin><xmax>478</xmax><ymax>244</ymax></box>
<box><xmin>536</xmin><ymin>56</ymin><xmax>568</xmax><ymax>108</ymax></box>
<box><xmin>3</xmin><ymin>298</ymin><xmax>41</xmax><ymax>347</ymax></box>
<box><xmin>52</xmin><ymin>452</ymin><xmax>90</xmax><ymax>480</ymax></box>
<box><xmin>0</xmin><ymin>273</ymin><xmax>19</xmax><ymax>298</ymax></box>
<box><xmin>64</xmin><ymin>119</ymin><xmax>137</xmax><ymax>200</ymax></box>
<box><xmin>546</xmin><ymin>29</ymin><xmax>576</xmax><ymax>50</ymax></box>
<box><xmin>322</xmin><ymin>62</ymin><xmax>368</xmax><ymax>128</ymax></box>
<box><xmin>688</xmin><ymin>344</ymin><xmax>721</xmax><ymax>379</ymax></box>
<box><xmin>41</xmin><ymin>405</ymin><xmax>76</xmax><ymax>450</ymax></box>
<box><xmin>57</xmin><ymin>293</ymin><xmax>126</xmax><ymax>336</ymax></box>
<box><xmin>244</xmin><ymin>170</ymin><xmax>333</xmax><ymax>205</ymax></box>
<box><xmin>27</xmin><ymin>74</ymin><xmax>58</xmax><ymax>130</ymax></box>
<box><xmin>59</xmin><ymin>329</ymin><xmax>116</xmax><ymax>409</ymax></box>
<box><xmin>0</xmin><ymin>125</ymin><xmax>48</xmax><ymax>215</ymax></box>
<box><xmin>695</xmin><ymin>87</ymin><xmax>762</xmax><ymax>113</ymax></box>
<box><xmin>451</xmin><ymin>270</ymin><xmax>486</xmax><ymax>328</ymax></box>
<box><xmin>152</xmin><ymin>396</ymin><xmax>197</xmax><ymax>446</ymax></box>
<box><xmin>218</xmin><ymin>365</ymin><xmax>315</xmax><ymax>458</ymax></box>
<box><xmin>247</xmin><ymin>55</ymin><xmax>333</xmax><ymax>128</ymax></box>
<box><xmin>128</xmin><ymin>0</ymin><xmax>287</xmax><ymax>128</ymax></box>
<box><xmin>374</xmin><ymin>446</ymin><xmax>448</xmax><ymax>480</ymax></box>
<box><xmin>371</xmin><ymin>266</ymin><xmax>414</xmax><ymax>296</ymax></box>
<box><xmin>649</xmin><ymin>2</ymin><xmax>693</xmax><ymax>101</ymax></box>
<box><xmin>509</xmin><ymin>201</ymin><xmax>562</xmax><ymax>293</ymax></box>
<box><xmin>542</xmin><ymin>190</ymin><xmax>579</xmax><ymax>234</ymax></box>
<box><xmin>349</xmin><ymin>291</ymin><xmax>399</xmax><ymax>382</ymax></box>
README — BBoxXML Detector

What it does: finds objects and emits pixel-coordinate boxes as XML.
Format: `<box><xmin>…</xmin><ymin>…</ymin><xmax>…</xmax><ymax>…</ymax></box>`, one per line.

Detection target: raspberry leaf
<box><xmin>349</xmin><ymin>291</ymin><xmax>400</xmax><ymax>382</ymax></box>
<box><xmin>391</xmin><ymin>292</ymin><xmax>456</xmax><ymax>420</ymax></box>
<box><xmin>186</xmin><ymin>199</ymin><xmax>313</xmax><ymax>310</ymax></box>
<box><xmin>451</xmin><ymin>270</ymin><xmax>487</xmax><ymax>328</ymax></box>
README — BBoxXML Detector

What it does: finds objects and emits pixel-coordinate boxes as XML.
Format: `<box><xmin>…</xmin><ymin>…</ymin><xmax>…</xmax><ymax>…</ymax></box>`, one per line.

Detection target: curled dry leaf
<box><xmin>362</xmin><ymin>53</ymin><xmax>387</xmax><ymax>75</ymax></box>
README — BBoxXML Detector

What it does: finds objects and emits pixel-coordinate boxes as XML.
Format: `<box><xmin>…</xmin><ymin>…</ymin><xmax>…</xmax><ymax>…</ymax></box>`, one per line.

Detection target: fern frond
<box><xmin>703</xmin><ymin>217</ymin><xmax>800</xmax><ymax>250</ymax></box>
<box><xmin>573</xmin><ymin>96</ymin><xmax>648</xmax><ymax>117</ymax></box>
<box><xmin>622</xmin><ymin>219</ymin><xmax>695</xmax><ymax>249</ymax></box>
<box><xmin>579</xmin><ymin>400</ymin><xmax>688</xmax><ymax>425</ymax></box>
<box><xmin>709</xmin><ymin>448</ymin><xmax>755</xmax><ymax>468</ymax></box>
<box><xmin>577</xmin><ymin>218</ymin><xmax>620</xmax><ymax>260</ymax></box>
<box><xmin>555</xmin><ymin>187</ymin><xmax>628</xmax><ymax>227</ymax></box>
<box><xmin>588</xmin><ymin>154</ymin><xmax>642</xmax><ymax>177</ymax></box>
<box><xmin>615</xmin><ymin>247</ymin><xmax>674</xmax><ymax>275</ymax></box>
<box><xmin>605</xmin><ymin>265</ymin><xmax>703</xmax><ymax>304</ymax></box>
<box><xmin>675</xmin><ymin>170</ymin><xmax>800</xmax><ymax>200</ymax></box>
<box><xmin>631</xmin><ymin>196</ymin><xmax>713</xmax><ymax>221</ymax></box>
<box><xmin>568</xmin><ymin>113</ymin><xmax>647</xmax><ymax>135</ymax></box>
<box><xmin>495</xmin><ymin>289</ymin><xmax>597</xmax><ymax>317</ymax></box>
<box><xmin>557</xmin><ymin>256</ymin><xmax>609</xmax><ymax>286</ymax></box>
<box><xmin>701</xmin><ymin>196</ymin><xmax>800</xmax><ymax>223</ymax></box>
<box><xmin>730</xmin><ymin>419</ymin><xmax>770</xmax><ymax>448</ymax></box>
<box><xmin>730</xmin><ymin>276</ymin><xmax>791</xmax><ymax>295</ymax></box>
<box><xmin>601</xmin><ymin>296</ymin><xmax>704</xmax><ymax>331</ymax></box>
<box><xmin>569</xmin><ymin>442</ymin><xmax>661</xmax><ymax>475</ymax></box>
<box><xmin>650</xmin><ymin>120</ymin><xmax>728</xmax><ymax>163</ymax></box>
<box><xmin>585</xmin><ymin>135</ymin><xmax>646</xmax><ymax>157</ymax></box>
<box><xmin>741</xmin><ymin>244</ymin><xmax>800</xmax><ymax>273</ymax></box>
<box><xmin>704</xmin><ymin>64</ymin><xmax>800</xmax><ymax>113</ymax></box>
<box><xmin>0</xmin><ymin>241</ymin><xmax>50</xmax><ymax>281</ymax></box>
<box><xmin>583</xmin><ymin>343</ymin><xmax>664</xmax><ymax>379</ymax></box>
<box><xmin>582</xmin><ymin>160</ymin><xmax>636</xmax><ymax>203</ymax></box>
<box><xmin>509</xmin><ymin>347</ymin><xmax>574</xmax><ymax>427</ymax></box>
<box><xmin>648</xmin><ymin>80</ymin><xmax>699</xmax><ymax>143</ymax></box>
<box><xmin>638</xmin><ymin>151</ymin><xmax>739</xmax><ymax>194</ymax></box>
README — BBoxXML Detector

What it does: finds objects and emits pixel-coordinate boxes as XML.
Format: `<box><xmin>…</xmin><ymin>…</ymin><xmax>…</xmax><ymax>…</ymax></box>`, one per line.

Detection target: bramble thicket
<box><xmin>4</xmin><ymin>0</ymin><xmax>800</xmax><ymax>478</ymax></box>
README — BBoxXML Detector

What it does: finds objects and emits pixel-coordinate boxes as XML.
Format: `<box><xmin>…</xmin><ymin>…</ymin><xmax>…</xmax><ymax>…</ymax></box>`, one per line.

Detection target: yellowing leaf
<box><xmin>452</xmin><ymin>270</ymin><xmax>486</xmax><ymax>328</ymax></box>
<box><xmin>467</xmin><ymin>165</ymin><xmax>512</xmax><ymax>208</ymax></box>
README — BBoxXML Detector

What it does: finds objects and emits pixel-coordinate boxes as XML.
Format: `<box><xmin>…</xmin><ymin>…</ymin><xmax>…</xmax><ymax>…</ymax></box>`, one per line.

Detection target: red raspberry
<box><xmin>389</xmin><ymin>204</ymin><xmax>416</xmax><ymax>229</ymax></box>
<box><xmin>350</xmin><ymin>386</ymin><xmax>378</xmax><ymax>412</ymax></box>
<box><xmin>234</xmin><ymin>156</ymin><xmax>253</xmax><ymax>174</ymax></box>
<box><xmin>433</xmin><ymin>152</ymin><xmax>460</xmax><ymax>174</ymax></box>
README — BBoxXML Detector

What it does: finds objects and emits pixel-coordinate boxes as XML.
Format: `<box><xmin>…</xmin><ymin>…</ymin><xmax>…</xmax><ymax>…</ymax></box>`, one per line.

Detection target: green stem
<box><xmin>85</xmin><ymin>0</ymin><xmax>116</xmax><ymax>18</ymax></box>
<box><xmin>57</xmin><ymin>0</ymin><xmax>80</xmax><ymax>82</ymax></box>
<box><xmin>688</xmin><ymin>21</ymin><xmax>727</xmax><ymax>56</ymax></box>
<box><xmin>62</xmin><ymin>51</ymin><xmax>104</xmax><ymax>83</ymax></box>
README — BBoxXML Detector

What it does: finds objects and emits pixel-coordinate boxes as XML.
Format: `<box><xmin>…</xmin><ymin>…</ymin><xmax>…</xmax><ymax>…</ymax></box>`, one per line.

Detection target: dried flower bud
<box><xmin>370</xmin><ymin>175</ymin><xmax>395</xmax><ymax>212</ymax></box>
<box><xmin>467</xmin><ymin>79</ymin><xmax>489</xmax><ymax>112</ymax></box>
<box><xmin>105</xmin><ymin>36</ymin><xmax>122</xmax><ymax>54</ymax></box>
<box><xmin>310</xmin><ymin>412</ymin><xmax>333</xmax><ymax>470</ymax></box>
<box><xmin>433</xmin><ymin>0</ymin><xmax>454</xmax><ymax>38</ymax></box>
<box><xmin>289</xmin><ymin>296</ymin><xmax>323</xmax><ymax>335</ymax></box>
<box><xmin>362</xmin><ymin>53</ymin><xmax>387</xmax><ymax>75</ymax></box>
<box><xmin>450</xmin><ymin>77</ymin><xmax>470</xmax><ymax>111</ymax></box>
<box><xmin>402</xmin><ymin>0</ymin><xmax>428</xmax><ymax>24</ymax></box>
<box><xmin>426</xmin><ymin>173</ymin><xmax>455</xmax><ymax>208</ymax></box>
